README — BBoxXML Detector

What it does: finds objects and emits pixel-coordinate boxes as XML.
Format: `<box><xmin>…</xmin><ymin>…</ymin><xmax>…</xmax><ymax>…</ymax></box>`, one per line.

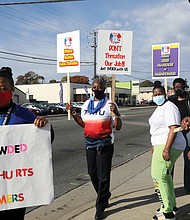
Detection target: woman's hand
<box><xmin>66</xmin><ymin>102</ymin><xmax>77</xmax><ymax>116</ymax></box>
<box><xmin>163</xmin><ymin>125</ymin><xmax>177</xmax><ymax>161</ymax></box>
<box><xmin>181</xmin><ymin>116</ymin><xmax>190</xmax><ymax>130</ymax></box>
<box><xmin>163</xmin><ymin>149</ymin><xmax>170</xmax><ymax>161</ymax></box>
<box><xmin>66</xmin><ymin>102</ymin><xmax>75</xmax><ymax>112</ymax></box>
<box><xmin>34</xmin><ymin>117</ymin><xmax>48</xmax><ymax>128</ymax></box>
<box><xmin>109</xmin><ymin>102</ymin><xmax>120</xmax><ymax>116</ymax></box>
<box><xmin>109</xmin><ymin>102</ymin><xmax>122</xmax><ymax>130</ymax></box>
<box><xmin>187</xmin><ymin>150</ymin><xmax>190</xmax><ymax>160</ymax></box>
<box><xmin>150</xmin><ymin>146</ymin><xmax>154</xmax><ymax>156</ymax></box>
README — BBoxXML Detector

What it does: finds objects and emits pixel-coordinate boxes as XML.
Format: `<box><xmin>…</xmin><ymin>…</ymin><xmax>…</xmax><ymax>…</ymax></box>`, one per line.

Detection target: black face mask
<box><xmin>175</xmin><ymin>89</ymin><xmax>186</xmax><ymax>98</ymax></box>
<box><xmin>92</xmin><ymin>89</ymin><xmax>105</xmax><ymax>100</ymax></box>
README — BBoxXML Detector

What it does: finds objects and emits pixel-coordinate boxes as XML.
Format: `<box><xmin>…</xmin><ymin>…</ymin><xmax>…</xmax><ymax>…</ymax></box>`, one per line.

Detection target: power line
<box><xmin>2</xmin><ymin>6</ymin><xmax>64</xmax><ymax>33</ymax></box>
<box><xmin>0</xmin><ymin>50</ymin><xmax>94</xmax><ymax>65</ymax></box>
<box><xmin>0</xmin><ymin>1</ymin><xmax>93</xmax><ymax>55</ymax></box>
<box><xmin>0</xmin><ymin>0</ymin><xmax>83</xmax><ymax>6</ymax></box>
<box><xmin>35</xmin><ymin>4</ymin><xmax>93</xmax><ymax>32</ymax></box>
<box><xmin>0</xmin><ymin>50</ymin><xmax>56</xmax><ymax>61</ymax></box>
<box><xmin>0</xmin><ymin>55</ymin><xmax>94</xmax><ymax>66</ymax></box>
<box><xmin>0</xmin><ymin>56</ymin><xmax>55</xmax><ymax>65</ymax></box>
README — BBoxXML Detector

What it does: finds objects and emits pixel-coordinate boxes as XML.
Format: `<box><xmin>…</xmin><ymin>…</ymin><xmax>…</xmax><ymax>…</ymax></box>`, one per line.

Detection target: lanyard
<box><xmin>1</xmin><ymin>107</ymin><xmax>12</xmax><ymax>126</ymax></box>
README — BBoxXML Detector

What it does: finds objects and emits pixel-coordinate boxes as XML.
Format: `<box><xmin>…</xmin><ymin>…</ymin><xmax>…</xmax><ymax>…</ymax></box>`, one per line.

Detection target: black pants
<box><xmin>86</xmin><ymin>144</ymin><xmax>114</xmax><ymax>211</ymax></box>
<box><xmin>171</xmin><ymin>133</ymin><xmax>190</xmax><ymax>192</ymax></box>
<box><xmin>0</xmin><ymin>207</ymin><xmax>26</xmax><ymax>219</ymax></box>
<box><xmin>183</xmin><ymin>144</ymin><xmax>190</xmax><ymax>192</ymax></box>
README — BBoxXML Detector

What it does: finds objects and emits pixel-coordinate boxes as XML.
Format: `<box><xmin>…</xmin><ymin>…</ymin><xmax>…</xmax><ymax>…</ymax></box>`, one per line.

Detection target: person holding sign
<box><xmin>66</xmin><ymin>75</ymin><xmax>122</xmax><ymax>220</ymax></box>
<box><xmin>149</xmin><ymin>81</ymin><xmax>186</xmax><ymax>220</ymax></box>
<box><xmin>168</xmin><ymin>78</ymin><xmax>190</xmax><ymax>193</ymax></box>
<box><xmin>181</xmin><ymin>116</ymin><xmax>190</xmax><ymax>161</ymax></box>
<box><xmin>0</xmin><ymin>67</ymin><xmax>53</xmax><ymax>220</ymax></box>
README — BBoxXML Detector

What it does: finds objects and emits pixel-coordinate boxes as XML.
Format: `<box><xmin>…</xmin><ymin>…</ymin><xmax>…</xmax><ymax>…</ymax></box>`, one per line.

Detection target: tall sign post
<box><xmin>97</xmin><ymin>30</ymin><xmax>133</xmax><ymax>102</ymax></box>
<box><xmin>57</xmin><ymin>30</ymin><xmax>80</xmax><ymax>120</ymax></box>
<box><xmin>152</xmin><ymin>43</ymin><xmax>180</xmax><ymax>92</ymax></box>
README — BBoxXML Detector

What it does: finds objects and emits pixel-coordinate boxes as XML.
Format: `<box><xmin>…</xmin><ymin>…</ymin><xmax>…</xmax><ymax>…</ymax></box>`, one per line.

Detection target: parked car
<box><xmin>22</xmin><ymin>103</ymin><xmax>49</xmax><ymax>115</ymax></box>
<box><xmin>47</xmin><ymin>105</ymin><xmax>66</xmax><ymax>115</ymax></box>
<box><xmin>71</xmin><ymin>102</ymin><xmax>84</xmax><ymax>113</ymax></box>
<box><xmin>149</xmin><ymin>100</ymin><xmax>156</xmax><ymax>106</ymax></box>
<box><xmin>48</xmin><ymin>103</ymin><xmax>67</xmax><ymax>113</ymax></box>
<box><xmin>33</xmin><ymin>103</ymin><xmax>49</xmax><ymax>115</ymax></box>
<box><xmin>21</xmin><ymin>103</ymin><xmax>42</xmax><ymax>116</ymax></box>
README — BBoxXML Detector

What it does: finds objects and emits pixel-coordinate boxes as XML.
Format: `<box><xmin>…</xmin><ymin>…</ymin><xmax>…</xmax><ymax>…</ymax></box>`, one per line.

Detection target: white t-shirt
<box><xmin>149</xmin><ymin>100</ymin><xmax>186</xmax><ymax>150</ymax></box>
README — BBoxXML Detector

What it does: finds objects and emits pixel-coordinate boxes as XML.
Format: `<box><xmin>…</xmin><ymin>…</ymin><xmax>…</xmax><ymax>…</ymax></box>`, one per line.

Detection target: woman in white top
<box><xmin>149</xmin><ymin>81</ymin><xmax>186</xmax><ymax>220</ymax></box>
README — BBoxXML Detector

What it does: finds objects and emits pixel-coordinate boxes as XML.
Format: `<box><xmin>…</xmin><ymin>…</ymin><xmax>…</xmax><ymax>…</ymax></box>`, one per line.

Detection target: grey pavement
<box><xmin>25</xmin><ymin>150</ymin><xmax>190</xmax><ymax>220</ymax></box>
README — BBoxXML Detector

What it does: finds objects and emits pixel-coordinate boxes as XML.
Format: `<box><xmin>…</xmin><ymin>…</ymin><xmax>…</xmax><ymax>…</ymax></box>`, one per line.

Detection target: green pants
<box><xmin>151</xmin><ymin>145</ymin><xmax>182</xmax><ymax>213</ymax></box>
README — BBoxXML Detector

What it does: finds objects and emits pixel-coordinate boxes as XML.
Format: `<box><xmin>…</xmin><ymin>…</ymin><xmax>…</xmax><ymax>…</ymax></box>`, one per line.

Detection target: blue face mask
<box><xmin>153</xmin><ymin>95</ymin><xmax>165</xmax><ymax>106</ymax></box>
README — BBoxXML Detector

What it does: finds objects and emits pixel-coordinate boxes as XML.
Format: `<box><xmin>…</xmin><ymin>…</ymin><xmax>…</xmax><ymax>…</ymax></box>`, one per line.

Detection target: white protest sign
<box><xmin>97</xmin><ymin>30</ymin><xmax>133</xmax><ymax>75</ymax></box>
<box><xmin>0</xmin><ymin>123</ymin><xmax>54</xmax><ymax>211</ymax></box>
<box><xmin>57</xmin><ymin>30</ymin><xmax>80</xmax><ymax>73</ymax></box>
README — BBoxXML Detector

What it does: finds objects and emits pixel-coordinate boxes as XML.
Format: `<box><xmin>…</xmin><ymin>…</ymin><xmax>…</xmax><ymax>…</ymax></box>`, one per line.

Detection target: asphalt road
<box><xmin>46</xmin><ymin>106</ymin><xmax>155</xmax><ymax>199</ymax></box>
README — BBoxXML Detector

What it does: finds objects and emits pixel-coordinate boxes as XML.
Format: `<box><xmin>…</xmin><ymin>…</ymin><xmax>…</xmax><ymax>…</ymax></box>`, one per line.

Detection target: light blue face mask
<box><xmin>153</xmin><ymin>95</ymin><xmax>165</xmax><ymax>106</ymax></box>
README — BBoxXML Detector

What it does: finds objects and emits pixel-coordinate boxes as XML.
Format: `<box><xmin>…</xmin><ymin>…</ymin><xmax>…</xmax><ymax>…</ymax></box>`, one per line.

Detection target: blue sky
<box><xmin>0</xmin><ymin>0</ymin><xmax>190</xmax><ymax>86</ymax></box>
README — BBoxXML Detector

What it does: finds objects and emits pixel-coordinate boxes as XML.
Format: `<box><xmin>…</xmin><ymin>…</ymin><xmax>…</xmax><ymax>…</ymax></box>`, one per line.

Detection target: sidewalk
<box><xmin>25</xmin><ymin>151</ymin><xmax>190</xmax><ymax>220</ymax></box>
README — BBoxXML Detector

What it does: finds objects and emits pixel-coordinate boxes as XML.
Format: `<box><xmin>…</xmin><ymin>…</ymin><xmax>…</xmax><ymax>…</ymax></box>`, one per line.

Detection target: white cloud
<box><xmin>1</xmin><ymin>0</ymin><xmax>190</xmax><ymax>84</ymax></box>
<box><xmin>97</xmin><ymin>0</ymin><xmax>190</xmax><ymax>81</ymax></box>
<box><xmin>96</xmin><ymin>20</ymin><xmax>122</xmax><ymax>30</ymax></box>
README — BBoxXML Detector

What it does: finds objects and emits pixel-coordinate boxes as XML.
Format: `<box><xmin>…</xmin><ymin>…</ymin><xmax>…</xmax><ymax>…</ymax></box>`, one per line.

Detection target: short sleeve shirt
<box><xmin>81</xmin><ymin>97</ymin><xmax>114</xmax><ymax>143</ymax></box>
<box><xmin>149</xmin><ymin>101</ymin><xmax>186</xmax><ymax>150</ymax></box>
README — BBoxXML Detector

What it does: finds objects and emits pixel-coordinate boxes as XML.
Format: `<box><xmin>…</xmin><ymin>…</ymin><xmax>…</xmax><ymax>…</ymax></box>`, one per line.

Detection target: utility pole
<box><xmin>91</xmin><ymin>30</ymin><xmax>97</xmax><ymax>77</ymax></box>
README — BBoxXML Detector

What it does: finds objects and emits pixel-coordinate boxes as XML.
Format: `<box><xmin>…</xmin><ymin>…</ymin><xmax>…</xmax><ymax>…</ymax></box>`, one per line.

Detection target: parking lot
<box><xmin>21</xmin><ymin>102</ymin><xmax>84</xmax><ymax>116</ymax></box>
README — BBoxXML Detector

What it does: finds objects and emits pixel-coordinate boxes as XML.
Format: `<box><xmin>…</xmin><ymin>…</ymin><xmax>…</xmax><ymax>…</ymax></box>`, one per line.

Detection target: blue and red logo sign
<box><xmin>109</xmin><ymin>33</ymin><xmax>122</xmax><ymax>44</ymax></box>
<box><xmin>161</xmin><ymin>45</ymin><xmax>170</xmax><ymax>55</ymax></box>
<box><xmin>64</xmin><ymin>37</ymin><xmax>72</xmax><ymax>47</ymax></box>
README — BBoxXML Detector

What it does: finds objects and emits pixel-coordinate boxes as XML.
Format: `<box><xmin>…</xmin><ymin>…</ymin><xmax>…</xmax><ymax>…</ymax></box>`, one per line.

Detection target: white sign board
<box><xmin>97</xmin><ymin>30</ymin><xmax>133</xmax><ymax>75</ymax></box>
<box><xmin>57</xmin><ymin>30</ymin><xmax>80</xmax><ymax>73</ymax></box>
<box><xmin>0</xmin><ymin>123</ymin><xmax>54</xmax><ymax>211</ymax></box>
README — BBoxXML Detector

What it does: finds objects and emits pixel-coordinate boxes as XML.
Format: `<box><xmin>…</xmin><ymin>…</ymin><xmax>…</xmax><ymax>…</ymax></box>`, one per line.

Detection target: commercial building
<box><xmin>13</xmin><ymin>87</ymin><xmax>27</xmax><ymax>104</ymax></box>
<box><xmin>16</xmin><ymin>82</ymin><xmax>131</xmax><ymax>105</ymax></box>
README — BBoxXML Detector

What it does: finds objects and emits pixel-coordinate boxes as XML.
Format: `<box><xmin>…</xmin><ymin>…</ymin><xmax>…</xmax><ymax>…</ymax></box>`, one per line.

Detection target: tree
<box><xmin>49</xmin><ymin>79</ymin><xmax>57</xmax><ymax>83</ymax></box>
<box><xmin>61</xmin><ymin>75</ymin><xmax>90</xmax><ymax>84</ymax></box>
<box><xmin>15</xmin><ymin>71</ymin><xmax>44</xmax><ymax>85</ymax></box>
<box><xmin>61</xmin><ymin>76</ymin><xmax>67</xmax><ymax>83</ymax></box>
<box><xmin>140</xmin><ymin>80</ymin><xmax>154</xmax><ymax>87</ymax></box>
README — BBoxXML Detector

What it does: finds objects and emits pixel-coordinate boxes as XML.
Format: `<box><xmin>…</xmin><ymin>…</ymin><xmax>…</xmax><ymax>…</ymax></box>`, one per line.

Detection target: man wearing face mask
<box><xmin>168</xmin><ymin>78</ymin><xmax>190</xmax><ymax>194</ymax></box>
<box><xmin>66</xmin><ymin>75</ymin><xmax>122</xmax><ymax>220</ymax></box>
